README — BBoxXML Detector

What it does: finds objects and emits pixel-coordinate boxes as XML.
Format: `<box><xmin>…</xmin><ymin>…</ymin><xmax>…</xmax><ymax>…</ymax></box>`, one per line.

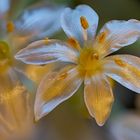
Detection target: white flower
<box><xmin>15</xmin><ymin>5</ymin><xmax>140</xmax><ymax>126</ymax></box>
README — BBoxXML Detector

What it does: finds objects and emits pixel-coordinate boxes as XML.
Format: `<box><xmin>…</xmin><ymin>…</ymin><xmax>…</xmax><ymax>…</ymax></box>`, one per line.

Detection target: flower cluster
<box><xmin>1</xmin><ymin>1</ymin><xmax>140</xmax><ymax>133</ymax></box>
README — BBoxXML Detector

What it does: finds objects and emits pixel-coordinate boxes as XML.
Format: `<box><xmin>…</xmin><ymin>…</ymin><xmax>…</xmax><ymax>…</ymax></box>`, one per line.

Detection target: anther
<box><xmin>6</xmin><ymin>21</ymin><xmax>15</xmax><ymax>33</ymax></box>
<box><xmin>67</xmin><ymin>38</ymin><xmax>81</xmax><ymax>51</ymax></box>
<box><xmin>114</xmin><ymin>58</ymin><xmax>126</xmax><ymax>67</ymax></box>
<box><xmin>97</xmin><ymin>32</ymin><xmax>107</xmax><ymax>44</ymax></box>
<box><xmin>80</xmin><ymin>16</ymin><xmax>89</xmax><ymax>30</ymax></box>
<box><xmin>58</xmin><ymin>72</ymin><xmax>68</xmax><ymax>80</ymax></box>
<box><xmin>91</xmin><ymin>53</ymin><xmax>99</xmax><ymax>60</ymax></box>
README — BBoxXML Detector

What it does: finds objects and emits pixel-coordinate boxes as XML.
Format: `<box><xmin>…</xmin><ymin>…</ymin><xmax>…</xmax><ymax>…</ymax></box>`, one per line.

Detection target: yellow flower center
<box><xmin>0</xmin><ymin>41</ymin><xmax>13</xmax><ymax>73</ymax></box>
<box><xmin>78</xmin><ymin>47</ymin><xmax>102</xmax><ymax>77</ymax></box>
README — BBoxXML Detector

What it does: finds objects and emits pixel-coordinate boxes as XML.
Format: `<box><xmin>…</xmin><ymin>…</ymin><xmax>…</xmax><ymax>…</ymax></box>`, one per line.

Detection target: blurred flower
<box><xmin>110</xmin><ymin>112</ymin><xmax>140</xmax><ymax>140</ymax></box>
<box><xmin>0</xmin><ymin>0</ymin><xmax>64</xmax><ymax>88</ymax></box>
<box><xmin>0</xmin><ymin>0</ymin><xmax>65</xmax><ymax>49</ymax></box>
<box><xmin>15</xmin><ymin>5</ymin><xmax>140</xmax><ymax>126</ymax></box>
<box><xmin>0</xmin><ymin>0</ymin><xmax>65</xmax><ymax>139</ymax></box>
<box><xmin>0</xmin><ymin>68</ymin><xmax>35</xmax><ymax>140</ymax></box>
<box><xmin>0</xmin><ymin>0</ymin><xmax>10</xmax><ymax>19</ymax></box>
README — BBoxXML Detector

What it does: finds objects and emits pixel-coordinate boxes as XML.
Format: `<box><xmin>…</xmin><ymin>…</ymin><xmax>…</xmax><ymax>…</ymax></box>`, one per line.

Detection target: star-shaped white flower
<box><xmin>15</xmin><ymin>5</ymin><xmax>140</xmax><ymax>126</ymax></box>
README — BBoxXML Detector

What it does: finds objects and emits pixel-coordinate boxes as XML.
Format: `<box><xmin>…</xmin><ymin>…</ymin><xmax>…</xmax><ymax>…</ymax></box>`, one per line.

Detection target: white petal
<box><xmin>34</xmin><ymin>66</ymin><xmax>82</xmax><ymax>120</ymax></box>
<box><xmin>15</xmin><ymin>40</ymin><xmax>78</xmax><ymax>65</ymax></box>
<box><xmin>94</xmin><ymin>20</ymin><xmax>140</xmax><ymax>57</ymax></box>
<box><xmin>61</xmin><ymin>4</ymin><xmax>98</xmax><ymax>44</ymax></box>
<box><xmin>84</xmin><ymin>74</ymin><xmax>114</xmax><ymax>126</ymax></box>
<box><xmin>14</xmin><ymin>4</ymin><xmax>64</xmax><ymax>40</ymax></box>
<box><xmin>104</xmin><ymin>55</ymin><xmax>140</xmax><ymax>93</ymax></box>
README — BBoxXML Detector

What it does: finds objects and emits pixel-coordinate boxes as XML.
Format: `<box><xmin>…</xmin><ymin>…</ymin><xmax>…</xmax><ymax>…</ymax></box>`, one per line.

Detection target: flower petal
<box><xmin>25</xmin><ymin>64</ymin><xmax>55</xmax><ymax>84</ymax></box>
<box><xmin>84</xmin><ymin>74</ymin><xmax>114</xmax><ymax>126</ymax></box>
<box><xmin>10</xmin><ymin>4</ymin><xmax>64</xmax><ymax>51</ymax></box>
<box><xmin>14</xmin><ymin>4</ymin><xmax>64</xmax><ymax>40</ymax></box>
<box><xmin>0</xmin><ymin>0</ymin><xmax>10</xmax><ymax>19</ymax></box>
<box><xmin>94</xmin><ymin>20</ymin><xmax>140</xmax><ymax>57</ymax></box>
<box><xmin>15</xmin><ymin>40</ymin><xmax>78</xmax><ymax>65</ymax></box>
<box><xmin>104</xmin><ymin>55</ymin><xmax>140</xmax><ymax>93</ymax></box>
<box><xmin>34</xmin><ymin>66</ymin><xmax>82</xmax><ymax>121</ymax></box>
<box><xmin>61</xmin><ymin>4</ymin><xmax>98</xmax><ymax>44</ymax></box>
<box><xmin>0</xmin><ymin>68</ymin><xmax>34</xmax><ymax>138</ymax></box>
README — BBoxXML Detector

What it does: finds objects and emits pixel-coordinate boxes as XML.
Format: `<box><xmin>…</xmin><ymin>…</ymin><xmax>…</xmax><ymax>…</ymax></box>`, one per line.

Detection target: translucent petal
<box><xmin>0</xmin><ymin>68</ymin><xmax>34</xmax><ymax>139</ymax></box>
<box><xmin>34</xmin><ymin>66</ymin><xmax>82</xmax><ymax>121</ymax></box>
<box><xmin>104</xmin><ymin>55</ymin><xmax>140</xmax><ymax>93</ymax></box>
<box><xmin>61</xmin><ymin>4</ymin><xmax>98</xmax><ymax>45</ymax></box>
<box><xmin>25</xmin><ymin>64</ymin><xmax>55</xmax><ymax>84</ymax></box>
<box><xmin>94</xmin><ymin>20</ymin><xmax>140</xmax><ymax>57</ymax></box>
<box><xmin>84</xmin><ymin>74</ymin><xmax>114</xmax><ymax>126</ymax></box>
<box><xmin>14</xmin><ymin>4</ymin><xmax>64</xmax><ymax>39</ymax></box>
<box><xmin>15</xmin><ymin>40</ymin><xmax>78</xmax><ymax>65</ymax></box>
<box><xmin>0</xmin><ymin>94</ymin><xmax>34</xmax><ymax>139</ymax></box>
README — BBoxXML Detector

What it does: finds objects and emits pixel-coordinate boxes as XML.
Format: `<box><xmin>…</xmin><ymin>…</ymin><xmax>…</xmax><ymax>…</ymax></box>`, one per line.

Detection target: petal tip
<box><xmin>34</xmin><ymin>114</ymin><xmax>41</xmax><ymax>122</ymax></box>
<box><xmin>15</xmin><ymin>50</ymin><xmax>25</xmax><ymax>60</ymax></box>
<box><xmin>14</xmin><ymin>53</ymin><xmax>20</xmax><ymax>60</ymax></box>
<box><xmin>34</xmin><ymin>107</ymin><xmax>45</xmax><ymax>122</ymax></box>
<box><xmin>96</xmin><ymin>120</ymin><xmax>105</xmax><ymax>127</ymax></box>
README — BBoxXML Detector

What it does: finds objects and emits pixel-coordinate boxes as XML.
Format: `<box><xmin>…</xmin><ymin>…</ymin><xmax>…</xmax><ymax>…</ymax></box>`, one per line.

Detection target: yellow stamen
<box><xmin>80</xmin><ymin>16</ymin><xmax>89</xmax><ymax>30</ymax></box>
<box><xmin>67</xmin><ymin>38</ymin><xmax>81</xmax><ymax>51</ymax></box>
<box><xmin>91</xmin><ymin>53</ymin><xmax>99</xmax><ymax>60</ymax></box>
<box><xmin>78</xmin><ymin>47</ymin><xmax>102</xmax><ymax>78</ymax></box>
<box><xmin>97</xmin><ymin>32</ymin><xmax>107</xmax><ymax>44</ymax></box>
<box><xmin>114</xmin><ymin>58</ymin><xmax>126</xmax><ymax>67</ymax></box>
<box><xmin>6</xmin><ymin>21</ymin><xmax>15</xmax><ymax>33</ymax></box>
<box><xmin>57</xmin><ymin>72</ymin><xmax>68</xmax><ymax>80</ymax></box>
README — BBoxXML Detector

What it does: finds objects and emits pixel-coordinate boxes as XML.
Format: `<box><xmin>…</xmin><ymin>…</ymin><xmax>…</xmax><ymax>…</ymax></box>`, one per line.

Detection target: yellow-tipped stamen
<box><xmin>78</xmin><ymin>47</ymin><xmax>102</xmax><ymax>78</ymax></box>
<box><xmin>91</xmin><ymin>53</ymin><xmax>99</xmax><ymax>60</ymax></box>
<box><xmin>67</xmin><ymin>38</ymin><xmax>81</xmax><ymax>51</ymax></box>
<box><xmin>97</xmin><ymin>32</ymin><xmax>107</xmax><ymax>44</ymax></box>
<box><xmin>114</xmin><ymin>58</ymin><xmax>126</xmax><ymax>67</ymax></box>
<box><xmin>80</xmin><ymin>16</ymin><xmax>89</xmax><ymax>30</ymax></box>
<box><xmin>80</xmin><ymin>16</ymin><xmax>89</xmax><ymax>41</ymax></box>
<box><xmin>58</xmin><ymin>72</ymin><xmax>68</xmax><ymax>80</ymax></box>
<box><xmin>6</xmin><ymin>21</ymin><xmax>15</xmax><ymax>33</ymax></box>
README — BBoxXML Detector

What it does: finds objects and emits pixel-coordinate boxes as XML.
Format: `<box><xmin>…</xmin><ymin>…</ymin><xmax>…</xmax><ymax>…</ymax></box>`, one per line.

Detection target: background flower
<box><xmin>0</xmin><ymin>0</ymin><xmax>65</xmax><ymax>139</ymax></box>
